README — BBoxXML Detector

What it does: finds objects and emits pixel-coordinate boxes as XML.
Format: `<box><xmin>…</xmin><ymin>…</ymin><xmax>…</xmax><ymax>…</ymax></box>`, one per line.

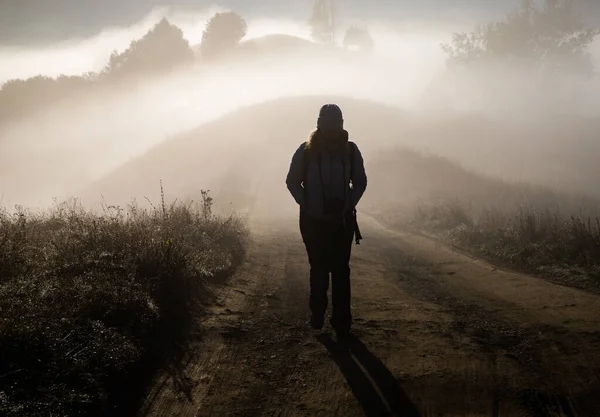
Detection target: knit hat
<box><xmin>317</xmin><ymin>104</ymin><xmax>344</xmax><ymax>130</ymax></box>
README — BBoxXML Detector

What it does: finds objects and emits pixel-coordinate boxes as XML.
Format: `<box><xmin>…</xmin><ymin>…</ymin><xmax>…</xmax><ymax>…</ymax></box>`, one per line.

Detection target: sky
<box><xmin>0</xmin><ymin>1</ymin><xmax>461</xmax><ymax>83</ymax></box>
<box><xmin>1</xmin><ymin>0</ymin><xmax>598</xmax><ymax>83</ymax></box>
<box><xmin>4</xmin><ymin>0</ymin><xmax>600</xmax><ymax>46</ymax></box>
<box><xmin>0</xmin><ymin>0</ymin><xmax>526</xmax><ymax>44</ymax></box>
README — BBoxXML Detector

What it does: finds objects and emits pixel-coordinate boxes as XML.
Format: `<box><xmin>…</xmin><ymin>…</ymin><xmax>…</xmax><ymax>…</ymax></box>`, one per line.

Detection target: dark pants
<box><xmin>300</xmin><ymin>210</ymin><xmax>355</xmax><ymax>333</ymax></box>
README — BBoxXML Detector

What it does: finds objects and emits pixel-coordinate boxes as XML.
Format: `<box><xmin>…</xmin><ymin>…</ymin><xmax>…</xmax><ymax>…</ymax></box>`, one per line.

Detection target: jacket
<box><xmin>286</xmin><ymin>141</ymin><xmax>367</xmax><ymax>221</ymax></box>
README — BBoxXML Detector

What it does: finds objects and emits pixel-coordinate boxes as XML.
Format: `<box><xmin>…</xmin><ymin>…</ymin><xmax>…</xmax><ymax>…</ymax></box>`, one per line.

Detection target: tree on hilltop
<box><xmin>200</xmin><ymin>12</ymin><xmax>248</xmax><ymax>60</ymax></box>
<box><xmin>103</xmin><ymin>18</ymin><xmax>194</xmax><ymax>79</ymax></box>
<box><xmin>309</xmin><ymin>0</ymin><xmax>335</xmax><ymax>44</ymax></box>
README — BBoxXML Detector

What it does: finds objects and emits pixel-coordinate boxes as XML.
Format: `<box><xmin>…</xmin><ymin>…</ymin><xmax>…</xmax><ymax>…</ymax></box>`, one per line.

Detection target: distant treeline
<box><xmin>1</xmin><ymin>0</ymin><xmax>598</xmax><ymax>126</ymax></box>
<box><xmin>0</xmin><ymin>12</ymin><xmax>248</xmax><ymax>125</ymax></box>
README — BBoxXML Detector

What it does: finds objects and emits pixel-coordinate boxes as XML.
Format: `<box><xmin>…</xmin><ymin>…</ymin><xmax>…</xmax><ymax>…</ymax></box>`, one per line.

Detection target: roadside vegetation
<box><xmin>366</xmin><ymin>0</ymin><xmax>600</xmax><ymax>290</ymax></box>
<box><xmin>411</xmin><ymin>201</ymin><xmax>600</xmax><ymax>289</ymax></box>
<box><xmin>368</xmin><ymin>147</ymin><xmax>600</xmax><ymax>291</ymax></box>
<box><xmin>0</xmin><ymin>189</ymin><xmax>248</xmax><ymax>416</ymax></box>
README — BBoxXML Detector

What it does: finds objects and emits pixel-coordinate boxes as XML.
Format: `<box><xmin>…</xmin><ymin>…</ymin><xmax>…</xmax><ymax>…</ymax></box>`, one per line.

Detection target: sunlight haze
<box><xmin>1</xmin><ymin>0</ymin><xmax>599</xmax><ymax>209</ymax></box>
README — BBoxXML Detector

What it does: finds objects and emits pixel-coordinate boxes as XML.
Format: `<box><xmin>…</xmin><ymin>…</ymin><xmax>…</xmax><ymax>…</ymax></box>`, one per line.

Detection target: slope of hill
<box><xmin>78</xmin><ymin>96</ymin><xmax>407</xmax><ymax>210</ymax></box>
<box><xmin>6</xmin><ymin>94</ymin><xmax>600</xmax><ymax>416</ymax></box>
<box><xmin>81</xmin><ymin>95</ymin><xmax>600</xmax><ymax>210</ymax></box>
<box><xmin>366</xmin><ymin>146</ymin><xmax>600</xmax><ymax>292</ymax></box>
<box><xmin>79</xmin><ymin>94</ymin><xmax>600</xmax><ymax>293</ymax></box>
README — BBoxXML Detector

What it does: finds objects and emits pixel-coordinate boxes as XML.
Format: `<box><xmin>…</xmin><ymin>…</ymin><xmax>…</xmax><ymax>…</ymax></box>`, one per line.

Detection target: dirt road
<box><xmin>139</xmin><ymin>215</ymin><xmax>600</xmax><ymax>417</ymax></box>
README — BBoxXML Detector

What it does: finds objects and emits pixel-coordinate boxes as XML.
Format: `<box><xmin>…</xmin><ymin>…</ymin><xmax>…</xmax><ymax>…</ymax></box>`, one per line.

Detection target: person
<box><xmin>285</xmin><ymin>104</ymin><xmax>367</xmax><ymax>340</ymax></box>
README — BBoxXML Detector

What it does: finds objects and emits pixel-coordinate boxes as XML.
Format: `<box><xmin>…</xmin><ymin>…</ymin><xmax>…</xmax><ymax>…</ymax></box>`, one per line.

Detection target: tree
<box><xmin>309</xmin><ymin>0</ymin><xmax>335</xmax><ymax>44</ymax></box>
<box><xmin>441</xmin><ymin>0</ymin><xmax>599</xmax><ymax>76</ymax></box>
<box><xmin>103</xmin><ymin>18</ymin><xmax>194</xmax><ymax>79</ymax></box>
<box><xmin>0</xmin><ymin>75</ymin><xmax>94</xmax><ymax>123</ymax></box>
<box><xmin>0</xmin><ymin>20</ymin><xmax>194</xmax><ymax>125</ymax></box>
<box><xmin>343</xmin><ymin>25</ymin><xmax>374</xmax><ymax>52</ymax></box>
<box><xmin>200</xmin><ymin>12</ymin><xmax>248</xmax><ymax>60</ymax></box>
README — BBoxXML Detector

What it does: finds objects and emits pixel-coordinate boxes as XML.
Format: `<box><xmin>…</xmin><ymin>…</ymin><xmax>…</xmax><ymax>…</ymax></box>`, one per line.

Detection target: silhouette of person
<box><xmin>286</xmin><ymin>104</ymin><xmax>367</xmax><ymax>340</ymax></box>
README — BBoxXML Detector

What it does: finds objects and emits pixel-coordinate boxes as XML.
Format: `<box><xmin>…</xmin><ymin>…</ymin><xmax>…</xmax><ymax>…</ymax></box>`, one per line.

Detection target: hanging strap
<box><xmin>302</xmin><ymin>142</ymin><xmax>309</xmax><ymax>204</ymax></box>
<box><xmin>348</xmin><ymin>142</ymin><xmax>362</xmax><ymax>245</ymax></box>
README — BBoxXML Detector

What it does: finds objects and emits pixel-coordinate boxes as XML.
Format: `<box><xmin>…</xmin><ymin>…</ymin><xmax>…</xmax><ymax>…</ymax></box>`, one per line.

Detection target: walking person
<box><xmin>286</xmin><ymin>104</ymin><xmax>367</xmax><ymax>340</ymax></box>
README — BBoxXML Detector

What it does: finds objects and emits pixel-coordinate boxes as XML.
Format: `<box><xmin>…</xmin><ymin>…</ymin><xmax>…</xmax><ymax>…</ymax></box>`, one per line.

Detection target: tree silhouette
<box><xmin>343</xmin><ymin>25</ymin><xmax>374</xmax><ymax>52</ymax></box>
<box><xmin>103</xmin><ymin>18</ymin><xmax>194</xmax><ymax>79</ymax></box>
<box><xmin>0</xmin><ymin>19</ymin><xmax>193</xmax><ymax>124</ymax></box>
<box><xmin>309</xmin><ymin>0</ymin><xmax>334</xmax><ymax>44</ymax></box>
<box><xmin>441</xmin><ymin>0</ymin><xmax>599</xmax><ymax>76</ymax></box>
<box><xmin>200</xmin><ymin>12</ymin><xmax>248</xmax><ymax>60</ymax></box>
<box><xmin>0</xmin><ymin>75</ymin><xmax>94</xmax><ymax>123</ymax></box>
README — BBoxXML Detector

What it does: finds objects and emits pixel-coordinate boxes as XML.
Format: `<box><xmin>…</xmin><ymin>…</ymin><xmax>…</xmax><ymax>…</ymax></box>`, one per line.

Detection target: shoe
<box><xmin>310</xmin><ymin>314</ymin><xmax>325</xmax><ymax>330</ymax></box>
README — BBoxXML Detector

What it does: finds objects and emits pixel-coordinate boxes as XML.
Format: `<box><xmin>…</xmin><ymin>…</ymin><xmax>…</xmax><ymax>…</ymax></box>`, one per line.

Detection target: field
<box><xmin>2</xmin><ymin>0</ymin><xmax>600</xmax><ymax>413</ymax></box>
<box><xmin>2</xmin><ymin>90</ymin><xmax>600</xmax><ymax>415</ymax></box>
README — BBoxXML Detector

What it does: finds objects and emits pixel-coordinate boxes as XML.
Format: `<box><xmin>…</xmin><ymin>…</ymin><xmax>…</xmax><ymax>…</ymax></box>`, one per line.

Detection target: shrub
<box><xmin>411</xmin><ymin>201</ymin><xmax>600</xmax><ymax>283</ymax></box>
<box><xmin>0</xmin><ymin>191</ymin><xmax>247</xmax><ymax>416</ymax></box>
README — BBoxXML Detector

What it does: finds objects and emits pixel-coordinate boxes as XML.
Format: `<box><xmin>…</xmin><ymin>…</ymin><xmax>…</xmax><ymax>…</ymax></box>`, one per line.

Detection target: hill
<box><xmin>80</xmin><ymin>94</ymin><xmax>600</xmax><ymax>291</ymax></box>
<box><xmin>192</xmin><ymin>34</ymin><xmax>327</xmax><ymax>58</ymax></box>
<box><xmin>78</xmin><ymin>96</ymin><xmax>406</xmax><ymax>211</ymax></box>
<box><xmin>80</xmin><ymin>95</ymin><xmax>600</xmax><ymax>211</ymax></box>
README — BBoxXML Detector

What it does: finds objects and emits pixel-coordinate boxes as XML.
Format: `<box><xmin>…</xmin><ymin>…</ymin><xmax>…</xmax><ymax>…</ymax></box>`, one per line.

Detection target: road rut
<box><xmin>140</xmin><ymin>216</ymin><xmax>600</xmax><ymax>417</ymax></box>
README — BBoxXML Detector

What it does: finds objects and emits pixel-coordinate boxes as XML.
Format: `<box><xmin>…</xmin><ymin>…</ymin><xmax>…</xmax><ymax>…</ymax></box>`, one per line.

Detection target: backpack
<box><xmin>302</xmin><ymin>141</ymin><xmax>363</xmax><ymax>245</ymax></box>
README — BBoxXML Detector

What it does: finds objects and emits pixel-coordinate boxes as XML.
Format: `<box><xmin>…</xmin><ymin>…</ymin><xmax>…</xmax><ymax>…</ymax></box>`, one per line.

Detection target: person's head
<box><xmin>307</xmin><ymin>104</ymin><xmax>348</xmax><ymax>151</ymax></box>
<box><xmin>317</xmin><ymin>104</ymin><xmax>344</xmax><ymax>140</ymax></box>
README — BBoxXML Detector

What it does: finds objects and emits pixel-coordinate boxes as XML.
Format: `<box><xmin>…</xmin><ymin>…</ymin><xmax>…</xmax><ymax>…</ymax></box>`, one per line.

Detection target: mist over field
<box><xmin>3</xmin><ymin>3</ymin><xmax>600</xmax><ymax>416</ymax></box>
<box><xmin>0</xmin><ymin>0</ymin><xmax>599</xmax><ymax>209</ymax></box>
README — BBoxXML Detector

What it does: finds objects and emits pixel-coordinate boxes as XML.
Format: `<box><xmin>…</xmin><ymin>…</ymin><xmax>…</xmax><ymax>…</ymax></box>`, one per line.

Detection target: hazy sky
<box><xmin>3</xmin><ymin>0</ymin><xmax>599</xmax><ymax>46</ymax></box>
<box><xmin>0</xmin><ymin>0</ymin><xmax>529</xmax><ymax>44</ymax></box>
<box><xmin>0</xmin><ymin>1</ymin><xmax>599</xmax><ymax>209</ymax></box>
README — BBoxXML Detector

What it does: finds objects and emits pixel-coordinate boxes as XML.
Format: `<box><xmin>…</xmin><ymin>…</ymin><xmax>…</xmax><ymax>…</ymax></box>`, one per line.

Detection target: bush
<box><xmin>411</xmin><ymin>201</ymin><xmax>600</xmax><ymax>283</ymax></box>
<box><xmin>367</xmin><ymin>146</ymin><xmax>600</xmax><ymax>287</ymax></box>
<box><xmin>0</xmin><ymin>191</ymin><xmax>247</xmax><ymax>416</ymax></box>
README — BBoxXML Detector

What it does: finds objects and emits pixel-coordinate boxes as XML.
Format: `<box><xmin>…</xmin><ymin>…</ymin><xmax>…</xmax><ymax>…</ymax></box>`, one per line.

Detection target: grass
<box><xmin>410</xmin><ymin>202</ymin><xmax>600</xmax><ymax>287</ymax></box>
<box><xmin>0</xmin><ymin>188</ymin><xmax>248</xmax><ymax>416</ymax></box>
<box><xmin>367</xmin><ymin>147</ymin><xmax>600</xmax><ymax>290</ymax></box>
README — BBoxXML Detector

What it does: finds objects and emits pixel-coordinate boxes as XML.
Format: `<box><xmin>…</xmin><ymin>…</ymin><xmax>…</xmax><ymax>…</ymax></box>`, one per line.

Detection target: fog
<box><xmin>0</xmin><ymin>4</ymin><xmax>599</xmax><ymax>214</ymax></box>
<box><xmin>0</xmin><ymin>6</ymin><xmax>453</xmax><ymax>83</ymax></box>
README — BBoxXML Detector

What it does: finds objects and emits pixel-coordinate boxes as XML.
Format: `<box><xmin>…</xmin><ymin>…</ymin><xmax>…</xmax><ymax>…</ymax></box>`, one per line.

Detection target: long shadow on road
<box><xmin>317</xmin><ymin>333</ymin><xmax>420</xmax><ymax>417</ymax></box>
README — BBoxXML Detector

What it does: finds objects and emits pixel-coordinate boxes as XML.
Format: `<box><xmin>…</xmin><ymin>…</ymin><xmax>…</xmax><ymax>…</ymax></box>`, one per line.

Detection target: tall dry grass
<box><xmin>368</xmin><ymin>147</ymin><xmax>600</xmax><ymax>288</ymax></box>
<box><xmin>0</xmin><ymin>188</ymin><xmax>247</xmax><ymax>416</ymax></box>
<box><xmin>412</xmin><ymin>202</ymin><xmax>600</xmax><ymax>280</ymax></box>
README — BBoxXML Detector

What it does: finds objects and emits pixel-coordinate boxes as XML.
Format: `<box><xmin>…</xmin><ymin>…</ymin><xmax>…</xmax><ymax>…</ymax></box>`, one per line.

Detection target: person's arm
<box><xmin>349</xmin><ymin>143</ymin><xmax>367</xmax><ymax>208</ymax></box>
<box><xmin>286</xmin><ymin>143</ymin><xmax>306</xmax><ymax>208</ymax></box>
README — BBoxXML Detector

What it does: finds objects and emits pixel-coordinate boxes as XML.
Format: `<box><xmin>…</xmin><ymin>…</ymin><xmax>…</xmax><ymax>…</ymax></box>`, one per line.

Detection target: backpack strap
<box><xmin>348</xmin><ymin>141</ymin><xmax>356</xmax><ymax>187</ymax></box>
<box><xmin>302</xmin><ymin>142</ymin><xmax>309</xmax><ymax>202</ymax></box>
<box><xmin>347</xmin><ymin>141</ymin><xmax>363</xmax><ymax>245</ymax></box>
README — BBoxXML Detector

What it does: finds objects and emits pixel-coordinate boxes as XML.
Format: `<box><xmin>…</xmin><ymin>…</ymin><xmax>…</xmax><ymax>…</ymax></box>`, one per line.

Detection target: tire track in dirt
<box><xmin>141</xmin><ymin>216</ymin><xmax>600</xmax><ymax>416</ymax></box>
<box><xmin>139</xmin><ymin>231</ymin><xmax>288</xmax><ymax>417</ymax></box>
<box><xmin>363</xmin><ymin>216</ymin><xmax>600</xmax><ymax>416</ymax></box>
<box><xmin>194</xmin><ymin>232</ymin><xmax>316</xmax><ymax>417</ymax></box>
